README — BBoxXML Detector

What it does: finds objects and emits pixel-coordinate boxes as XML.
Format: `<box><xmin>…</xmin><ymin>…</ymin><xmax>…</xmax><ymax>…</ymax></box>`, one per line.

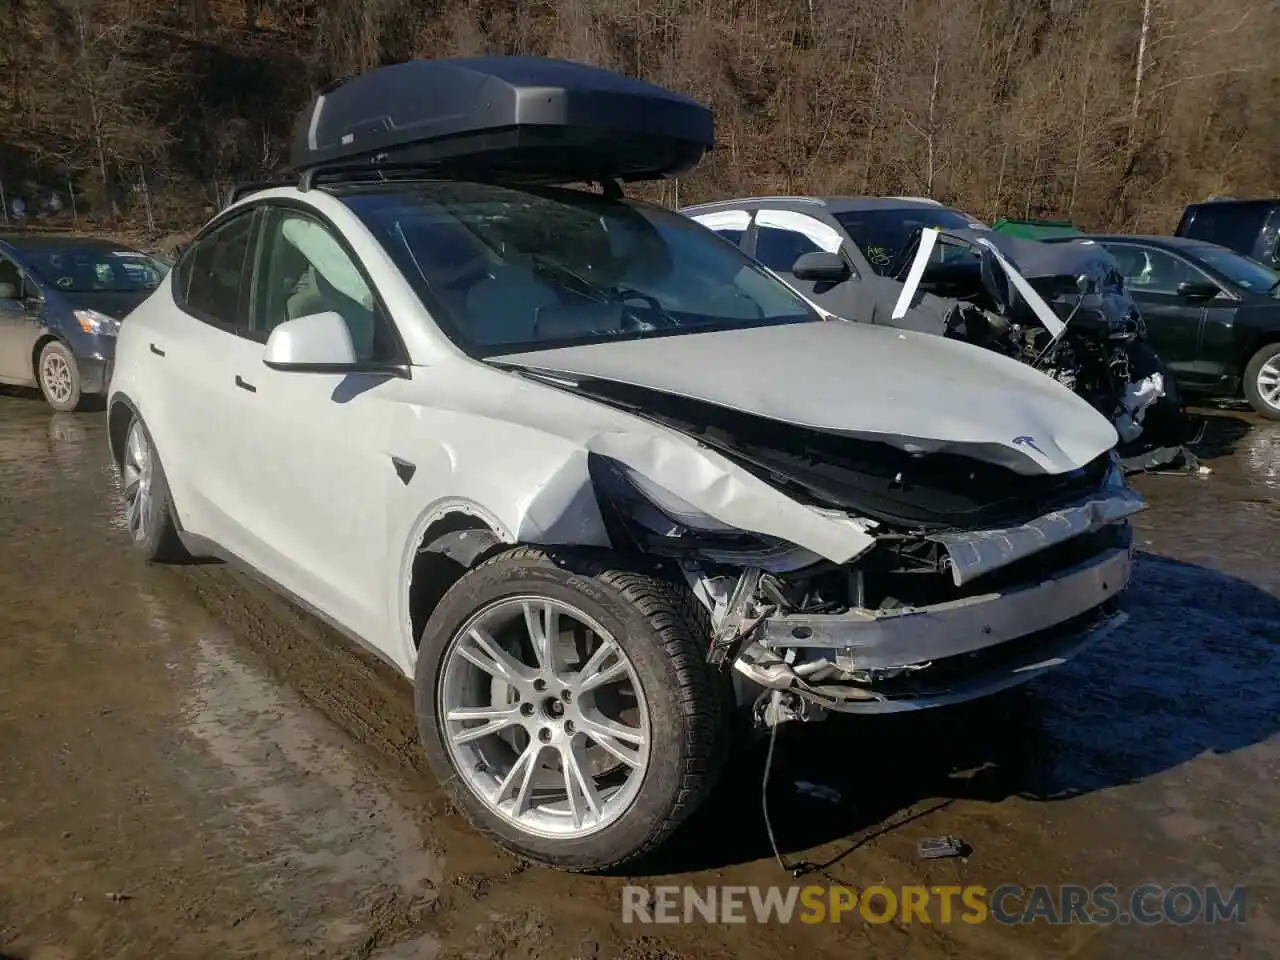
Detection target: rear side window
<box><xmin>1261</xmin><ymin>208</ymin><xmax>1280</xmax><ymax>267</ymax></box>
<box><xmin>177</xmin><ymin>212</ymin><xmax>256</xmax><ymax>327</ymax></box>
<box><xmin>1177</xmin><ymin>203</ymin><xmax>1269</xmax><ymax>258</ymax></box>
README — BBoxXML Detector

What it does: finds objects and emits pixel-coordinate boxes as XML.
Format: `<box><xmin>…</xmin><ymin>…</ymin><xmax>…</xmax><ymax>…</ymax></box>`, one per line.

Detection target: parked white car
<box><xmin>107</xmin><ymin>56</ymin><xmax>1144</xmax><ymax>871</ymax></box>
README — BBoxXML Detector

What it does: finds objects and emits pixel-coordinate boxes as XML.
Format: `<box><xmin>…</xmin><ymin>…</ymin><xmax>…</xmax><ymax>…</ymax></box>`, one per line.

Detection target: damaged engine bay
<box><xmin>886</xmin><ymin>226</ymin><xmax>1195</xmax><ymax>473</ymax></box>
<box><xmin>553</xmin><ymin>376</ymin><xmax>1143</xmax><ymax>728</ymax></box>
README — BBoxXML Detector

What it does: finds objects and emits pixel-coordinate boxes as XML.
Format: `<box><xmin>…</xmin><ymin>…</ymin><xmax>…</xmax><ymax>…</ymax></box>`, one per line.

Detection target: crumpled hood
<box><xmin>492</xmin><ymin>320</ymin><xmax>1119</xmax><ymax>475</ymax></box>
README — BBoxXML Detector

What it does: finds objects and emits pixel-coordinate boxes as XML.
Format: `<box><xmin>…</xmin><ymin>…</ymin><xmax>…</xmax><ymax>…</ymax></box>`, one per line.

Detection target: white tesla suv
<box><xmin>106</xmin><ymin>56</ymin><xmax>1144</xmax><ymax>872</ymax></box>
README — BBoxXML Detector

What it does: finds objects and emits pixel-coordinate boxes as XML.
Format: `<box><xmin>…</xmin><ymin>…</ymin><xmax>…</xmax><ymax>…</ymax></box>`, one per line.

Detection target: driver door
<box><xmin>224</xmin><ymin>204</ymin><xmax>406</xmax><ymax>644</ymax></box>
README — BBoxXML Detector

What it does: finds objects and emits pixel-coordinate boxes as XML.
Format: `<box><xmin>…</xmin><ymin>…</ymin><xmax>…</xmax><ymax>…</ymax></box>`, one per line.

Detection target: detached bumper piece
<box><xmin>730</xmin><ymin>527</ymin><xmax>1133</xmax><ymax>718</ymax></box>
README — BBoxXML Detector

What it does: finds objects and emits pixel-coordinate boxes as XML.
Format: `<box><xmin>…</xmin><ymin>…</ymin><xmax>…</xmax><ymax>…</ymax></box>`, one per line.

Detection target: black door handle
<box><xmin>234</xmin><ymin>375</ymin><xmax>256</xmax><ymax>393</ymax></box>
<box><xmin>149</xmin><ymin>343</ymin><xmax>165</xmax><ymax>357</ymax></box>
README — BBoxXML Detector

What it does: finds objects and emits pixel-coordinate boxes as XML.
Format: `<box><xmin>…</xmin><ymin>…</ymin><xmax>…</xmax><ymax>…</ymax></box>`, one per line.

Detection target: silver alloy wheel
<box><xmin>40</xmin><ymin>351</ymin><xmax>74</xmax><ymax>406</ymax></box>
<box><xmin>122</xmin><ymin>420</ymin><xmax>153</xmax><ymax>544</ymax></box>
<box><xmin>438</xmin><ymin>596</ymin><xmax>651</xmax><ymax>839</ymax></box>
<box><xmin>1258</xmin><ymin>356</ymin><xmax>1280</xmax><ymax>412</ymax></box>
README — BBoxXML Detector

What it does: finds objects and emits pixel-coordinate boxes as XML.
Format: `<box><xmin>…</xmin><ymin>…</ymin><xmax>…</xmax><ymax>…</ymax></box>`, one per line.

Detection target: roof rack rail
<box><xmin>225</xmin><ymin>179</ymin><xmax>294</xmax><ymax>207</ymax></box>
<box><xmin>888</xmin><ymin>195</ymin><xmax>944</xmax><ymax>206</ymax></box>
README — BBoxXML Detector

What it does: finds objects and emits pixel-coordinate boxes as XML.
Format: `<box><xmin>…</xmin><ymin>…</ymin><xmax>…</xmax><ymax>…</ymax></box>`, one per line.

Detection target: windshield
<box><xmin>1190</xmin><ymin>244</ymin><xmax>1280</xmax><ymax>294</ymax></box>
<box><xmin>22</xmin><ymin>246</ymin><xmax>166</xmax><ymax>293</ymax></box>
<box><xmin>832</xmin><ymin>208</ymin><xmax>983</xmax><ymax>275</ymax></box>
<box><xmin>340</xmin><ymin>182</ymin><xmax>819</xmax><ymax>354</ymax></box>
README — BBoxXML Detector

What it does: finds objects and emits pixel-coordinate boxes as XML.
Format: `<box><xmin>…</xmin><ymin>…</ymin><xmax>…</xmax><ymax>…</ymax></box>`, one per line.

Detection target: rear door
<box><xmin>154</xmin><ymin>208</ymin><xmax>263</xmax><ymax>544</ymax></box>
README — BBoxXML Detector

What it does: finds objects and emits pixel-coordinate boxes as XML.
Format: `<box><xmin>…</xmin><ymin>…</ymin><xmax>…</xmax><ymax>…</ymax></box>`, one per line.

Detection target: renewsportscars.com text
<box><xmin>620</xmin><ymin>883</ymin><xmax>1247</xmax><ymax>925</ymax></box>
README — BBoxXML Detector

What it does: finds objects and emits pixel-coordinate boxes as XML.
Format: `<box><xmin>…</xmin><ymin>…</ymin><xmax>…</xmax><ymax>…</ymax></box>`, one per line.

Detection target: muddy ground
<box><xmin>1</xmin><ymin>392</ymin><xmax>1277</xmax><ymax>960</ymax></box>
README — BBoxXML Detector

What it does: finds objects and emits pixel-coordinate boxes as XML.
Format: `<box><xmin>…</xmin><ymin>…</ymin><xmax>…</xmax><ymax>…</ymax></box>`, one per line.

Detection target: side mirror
<box><xmin>1176</xmin><ymin>279</ymin><xmax>1220</xmax><ymax>301</ymax></box>
<box><xmin>791</xmin><ymin>251</ymin><xmax>850</xmax><ymax>283</ymax></box>
<box><xmin>263</xmin><ymin>311</ymin><xmax>359</xmax><ymax>370</ymax></box>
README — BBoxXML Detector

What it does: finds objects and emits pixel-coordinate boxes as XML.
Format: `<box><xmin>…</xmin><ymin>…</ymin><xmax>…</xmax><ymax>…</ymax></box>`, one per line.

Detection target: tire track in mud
<box><xmin>172</xmin><ymin>565</ymin><xmax>428</xmax><ymax>779</ymax></box>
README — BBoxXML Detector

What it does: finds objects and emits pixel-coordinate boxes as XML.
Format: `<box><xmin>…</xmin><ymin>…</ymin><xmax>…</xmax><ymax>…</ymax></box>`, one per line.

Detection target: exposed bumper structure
<box><xmin>721</xmin><ymin>498</ymin><xmax>1139</xmax><ymax>719</ymax></box>
<box><xmin>738</xmin><ymin>605</ymin><xmax>1128</xmax><ymax>715</ymax></box>
<box><xmin>752</xmin><ymin>545</ymin><xmax>1130</xmax><ymax>667</ymax></box>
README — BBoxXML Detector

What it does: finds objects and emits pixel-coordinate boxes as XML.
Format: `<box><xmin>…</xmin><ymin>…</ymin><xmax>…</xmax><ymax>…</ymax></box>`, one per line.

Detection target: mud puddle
<box><xmin>1</xmin><ymin>398</ymin><xmax>1277</xmax><ymax>959</ymax></box>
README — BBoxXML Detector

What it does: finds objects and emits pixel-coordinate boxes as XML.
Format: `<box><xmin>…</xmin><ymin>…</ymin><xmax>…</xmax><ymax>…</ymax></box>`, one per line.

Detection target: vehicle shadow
<box><xmin>632</xmin><ymin>551</ymin><xmax>1280</xmax><ymax>876</ymax></box>
<box><xmin>1184</xmin><ymin>407</ymin><xmax>1255</xmax><ymax>462</ymax></box>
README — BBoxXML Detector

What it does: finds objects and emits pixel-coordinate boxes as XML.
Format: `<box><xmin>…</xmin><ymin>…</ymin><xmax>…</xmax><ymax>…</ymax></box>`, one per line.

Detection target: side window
<box><xmin>180</xmin><ymin>213</ymin><xmax>256</xmax><ymax>327</ymax></box>
<box><xmin>750</xmin><ymin>209</ymin><xmax>848</xmax><ymax>277</ymax></box>
<box><xmin>753</xmin><ymin>226</ymin><xmax>823</xmax><ymax>274</ymax></box>
<box><xmin>688</xmin><ymin>209</ymin><xmax>752</xmax><ymax>251</ymax></box>
<box><xmin>1105</xmin><ymin>245</ymin><xmax>1212</xmax><ymax>296</ymax></box>
<box><xmin>1261</xmin><ymin>208</ymin><xmax>1280</xmax><ymax>267</ymax></box>
<box><xmin>251</xmin><ymin>208</ymin><xmax>391</xmax><ymax>362</ymax></box>
<box><xmin>1181</xmin><ymin>204</ymin><xmax>1266</xmax><ymax>255</ymax></box>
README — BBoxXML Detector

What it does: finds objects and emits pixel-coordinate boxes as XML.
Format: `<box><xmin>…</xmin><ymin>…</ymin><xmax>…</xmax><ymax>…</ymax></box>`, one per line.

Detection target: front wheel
<box><xmin>414</xmin><ymin>547</ymin><xmax>727</xmax><ymax>872</ymax></box>
<box><xmin>1244</xmin><ymin>342</ymin><xmax>1280</xmax><ymax>421</ymax></box>
<box><xmin>37</xmin><ymin>340</ymin><xmax>83</xmax><ymax>412</ymax></box>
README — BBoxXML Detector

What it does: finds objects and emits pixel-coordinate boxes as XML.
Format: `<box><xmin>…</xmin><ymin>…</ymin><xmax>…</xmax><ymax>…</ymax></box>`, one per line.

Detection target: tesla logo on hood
<box><xmin>1012</xmin><ymin>435</ymin><xmax>1048</xmax><ymax>456</ymax></box>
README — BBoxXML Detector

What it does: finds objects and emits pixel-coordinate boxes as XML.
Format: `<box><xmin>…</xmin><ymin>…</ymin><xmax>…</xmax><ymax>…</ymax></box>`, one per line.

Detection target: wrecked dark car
<box><xmin>886</xmin><ymin>225</ymin><xmax>1194</xmax><ymax>472</ymax></box>
<box><xmin>681</xmin><ymin>197</ymin><xmax>1195</xmax><ymax>472</ymax></box>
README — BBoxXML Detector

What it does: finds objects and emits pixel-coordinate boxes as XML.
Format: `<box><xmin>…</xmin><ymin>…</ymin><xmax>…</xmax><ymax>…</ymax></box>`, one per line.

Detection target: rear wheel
<box><xmin>414</xmin><ymin>546</ymin><xmax>727</xmax><ymax>872</ymax></box>
<box><xmin>120</xmin><ymin>414</ymin><xmax>189</xmax><ymax>562</ymax></box>
<box><xmin>37</xmin><ymin>340</ymin><xmax>83</xmax><ymax>412</ymax></box>
<box><xmin>1244</xmin><ymin>343</ymin><xmax>1280</xmax><ymax>421</ymax></box>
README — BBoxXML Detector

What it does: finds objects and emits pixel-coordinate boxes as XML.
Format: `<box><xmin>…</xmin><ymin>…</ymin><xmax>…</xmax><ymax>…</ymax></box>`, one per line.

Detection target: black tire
<box><xmin>1243</xmin><ymin>342</ymin><xmax>1280</xmax><ymax>421</ymax></box>
<box><xmin>414</xmin><ymin>546</ymin><xmax>729</xmax><ymax>872</ymax></box>
<box><xmin>36</xmin><ymin>340</ymin><xmax>84</xmax><ymax>412</ymax></box>
<box><xmin>121</xmin><ymin>413</ymin><xmax>190</xmax><ymax>563</ymax></box>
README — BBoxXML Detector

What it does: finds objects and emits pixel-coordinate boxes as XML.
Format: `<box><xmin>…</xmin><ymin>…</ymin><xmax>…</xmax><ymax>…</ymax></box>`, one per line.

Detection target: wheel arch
<box><xmin>1241</xmin><ymin>334</ymin><xmax>1280</xmax><ymax>381</ymax></box>
<box><xmin>30</xmin><ymin>332</ymin><xmax>68</xmax><ymax>381</ymax></box>
<box><xmin>404</xmin><ymin>506</ymin><xmax>513</xmax><ymax>657</ymax></box>
<box><xmin>107</xmin><ymin>391</ymin><xmax>141</xmax><ymax>470</ymax></box>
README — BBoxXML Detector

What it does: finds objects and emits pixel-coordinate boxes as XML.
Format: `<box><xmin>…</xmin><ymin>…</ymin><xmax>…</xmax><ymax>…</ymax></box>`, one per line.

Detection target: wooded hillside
<box><xmin>1</xmin><ymin>0</ymin><xmax>1276</xmax><ymax>237</ymax></box>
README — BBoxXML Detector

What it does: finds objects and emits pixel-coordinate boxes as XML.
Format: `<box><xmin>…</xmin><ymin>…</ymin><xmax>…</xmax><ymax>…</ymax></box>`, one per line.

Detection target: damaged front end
<box><xmin>582</xmin><ymin>391</ymin><xmax>1144</xmax><ymax>728</ymax></box>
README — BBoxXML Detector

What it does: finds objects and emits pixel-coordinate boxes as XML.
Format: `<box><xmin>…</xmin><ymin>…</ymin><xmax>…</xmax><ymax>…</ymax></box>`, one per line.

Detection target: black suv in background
<box><xmin>1175</xmin><ymin>198</ymin><xmax>1280</xmax><ymax>269</ymax></box>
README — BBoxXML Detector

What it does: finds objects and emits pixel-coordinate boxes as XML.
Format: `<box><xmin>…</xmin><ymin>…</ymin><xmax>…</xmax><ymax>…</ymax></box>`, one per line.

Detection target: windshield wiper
<box><xmin>527</xmin><ymin>253</ymin><xmax>608</xmax><ymax>302</ymax></box>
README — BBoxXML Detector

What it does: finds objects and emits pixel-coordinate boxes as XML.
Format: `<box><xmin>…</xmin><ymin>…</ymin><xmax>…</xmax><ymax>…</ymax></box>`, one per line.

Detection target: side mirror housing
<box><xmin>262</xmin><ymin>310</ymin><xmax>410</xmax><ymax>378</ymax></box>
<box><xmin>791</xmin><ymin>251</ymin><xmax>850</xmax><ymax>283</ymax></box>
<box><xmin>263</xmin><ymin>311</ymin><xmax>358</xmax><ymax>370</ymax></box>
<box><xmin>1176</xmin><ymin>279</ymin><xmax>1220</xmax><ymax>301</ymax></box>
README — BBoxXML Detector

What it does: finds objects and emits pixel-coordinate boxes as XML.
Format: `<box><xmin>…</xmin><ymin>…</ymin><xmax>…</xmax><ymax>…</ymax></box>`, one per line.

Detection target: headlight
<box><xmin>587</xmin><ymin>454</ymin><xmax>816</xmax><ymax>570</ymax></box>
<box><xmin>74</xmin><ymin>308</ymin><xmax>121</xmax><ymax>336</ymax></box>
<box><xmin>615</xmin><ymin>465</ymin><xmax>737</xmax><ymax>532</ymax></box>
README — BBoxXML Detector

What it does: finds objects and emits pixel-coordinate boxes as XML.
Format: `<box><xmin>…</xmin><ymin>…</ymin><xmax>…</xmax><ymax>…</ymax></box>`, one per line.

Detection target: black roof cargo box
<box><xmin>290</xmin><ymin>56</ymin><xmax>714</xmax><ymax>185</ymax></box>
